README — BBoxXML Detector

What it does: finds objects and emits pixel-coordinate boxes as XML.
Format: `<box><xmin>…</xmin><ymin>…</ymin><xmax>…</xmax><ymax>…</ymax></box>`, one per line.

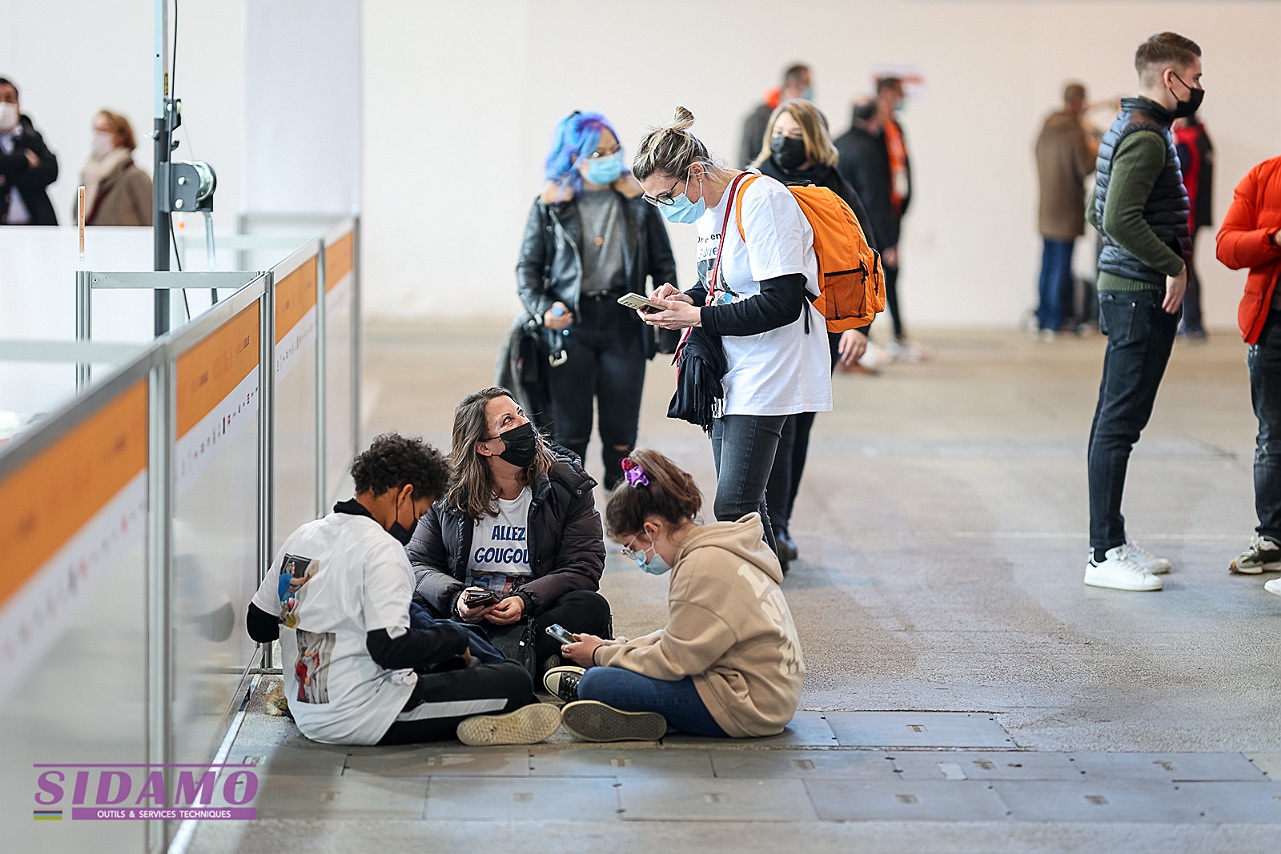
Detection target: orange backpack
<box><xmin>735</xmin><ymin>175</ymin><xmax>885</xmax><ymax>331</ymax></box>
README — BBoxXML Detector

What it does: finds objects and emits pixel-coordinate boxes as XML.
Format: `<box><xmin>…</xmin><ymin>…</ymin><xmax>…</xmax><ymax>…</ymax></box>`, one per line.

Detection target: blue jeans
<box><xmin>577</xmin><ymin>667</ymin><xmax>729</xmax><ymax>737</ymax></box>
<box><xmin>1087</xmin><ymin>289</ymin><xmax>1179</xmax><ymax>551</ymax></box>
<box><xmin>1037</xmin><ymin>238</ymin><xmax>1075</xmax><ymax>332</ymax></box>
<box><xmin>711</xmin><ymin>414</ymin><xmax>785</xmax><ymax>553</ymax></box>
<box><xmin>1248</xmin><ymin>312</ymin><xmax>1281</xmax><ymax>542</ymax></box>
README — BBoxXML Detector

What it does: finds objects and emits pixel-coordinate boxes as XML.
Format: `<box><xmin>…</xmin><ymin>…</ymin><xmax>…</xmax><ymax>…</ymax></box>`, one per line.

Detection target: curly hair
<box><xmin>350</xmin><ymin>433</ymin><xmax>450</xmax><ymax>500</ymax></box>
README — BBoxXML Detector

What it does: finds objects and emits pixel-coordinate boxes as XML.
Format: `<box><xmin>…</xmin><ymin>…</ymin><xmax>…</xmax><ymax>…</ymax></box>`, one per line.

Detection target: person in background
<box><xmin>72</xmin><ymin>110</ymin><xmax>153</xmax><ymax>226</ymax></box>
<box><xmin>0</xmin><ymin>77</ymin><xmax>57</xmax><ymax>226</ymax></box>
<box><xmin>1215</xmin><ymin>153</ymin><xmax>1281</xmax><ymax>597</ymax></box>
<box><xmin>1083</xmin><ymin>32</ymin><xmax>1203</xmax><ymax>592</ymax></box>
<box><xmin>835</xmin><ymin>78</ymin><xmax>925</xmax><ymax>360</ymax></box>
<box><xmin>1035</xmin><ymin>82</ymin><xmax>1097</xmax><ymax>341</ymax></box>
<box><xmin>633</xmin><ymin>107</ymin><xmax>834</xmax><ymax>558</ymax></box>
<box><xmin>547</xmin><ymin>450</ymin><xmax>804</xmax><ymax>743</ymax></box>
<box><xmin>516</xmin><ymin>111</ymin><xmax>678</xmax><ymax>488</ymax></box>
<box><xmin>739</xmin><ymin>64</ymin><xmax>811</xmax><ymax>170</ymax></box>
<box><xmin>407</xmin><ymin>387</ymin><xmax>611</xmax><ymax>675</ymax></box>
<box><xmin>246</xmin><ymin>433</ymin><xmax>560</xmax><ymax>747</ymax></box>
<box><xmin>749</xmin><ymin>97</ymin><xmax>874</xmax><ymax>567</ymax></box>
<box><xmin>1174</xmin><ymin>114</ymin><xmax>1214</xmax><ymax>340</ymax></box>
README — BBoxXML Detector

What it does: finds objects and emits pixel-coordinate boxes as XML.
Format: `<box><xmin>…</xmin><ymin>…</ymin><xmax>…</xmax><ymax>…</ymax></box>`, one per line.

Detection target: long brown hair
<box><xmin>444</xmin><ymin>387</ymin><xmax>556</xmax><ymax>520</ymax></box>
<box><xmin>749</xmin><ymin>99</ymin><xmax>839</xmax><ymax>171</ymax></box>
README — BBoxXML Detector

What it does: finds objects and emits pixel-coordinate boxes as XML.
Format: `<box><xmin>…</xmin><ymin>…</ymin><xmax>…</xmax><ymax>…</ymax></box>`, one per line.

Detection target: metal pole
<box><xmin>315</xmin><ymin>245</ymin><xmax>328</xmax><ymax>518</ymax></box>
<box><xmin>145</xmin><ymin>359</ymin><xmax>173</xmax><ymax>854</ymax></box>
<box><xmin>74</xmin><ymin>271</ymin><xmax>91</xmax><ymax>390</ymax></box>
<box><xmin>152</xmin><ymin>0</ymin><xmax>171</xmax><ymax>336</ymax></box>
<box><xmin>204</xmin><ymin>211</ymin><xmax>219</xmax><ymax>303</ymax></box>
<box><xmin>259</xmin><ymin>276</ymin><xmax>276</xmax><ymax>670</ymax></box>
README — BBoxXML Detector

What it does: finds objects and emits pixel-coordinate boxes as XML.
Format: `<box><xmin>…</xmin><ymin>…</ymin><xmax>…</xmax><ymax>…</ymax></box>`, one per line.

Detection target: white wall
<box><xmin>362</xmin><ymin>0</ymin><xmax>1281</xmax><ymax>331</ymax></box>
<box><xmin>1</xmin><ymin>0</ymin><xmax>244</xmax><ymax>233</ymax></box>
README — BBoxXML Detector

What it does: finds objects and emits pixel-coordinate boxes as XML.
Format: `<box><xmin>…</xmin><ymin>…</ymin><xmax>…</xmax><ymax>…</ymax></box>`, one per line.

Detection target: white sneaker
<box><xmin>1118</xmin><ymin>542</ymin><xmax>1172</xmax><ymax>575</ymax></box>
<box><xmin>1084</xmin><ymin>547</ymin><xmax>1164</xmax><ymax>591</ymax></box>
<box><xmin>1264</xmin><ymin>578</ymin><xmax>1281</xmax><ymax>597</ymax></box>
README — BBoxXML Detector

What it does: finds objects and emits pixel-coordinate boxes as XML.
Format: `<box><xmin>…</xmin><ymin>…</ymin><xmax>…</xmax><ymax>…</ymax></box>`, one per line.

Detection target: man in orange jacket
<box><xmin>1216</xmin><ymin>154</ymin><xmax>1281</xmax><ymax>595</ymax></box>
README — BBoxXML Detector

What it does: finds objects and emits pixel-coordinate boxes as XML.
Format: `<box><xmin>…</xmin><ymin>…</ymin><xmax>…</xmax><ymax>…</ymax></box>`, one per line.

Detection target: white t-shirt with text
<box><xmin>696</xmin><ymin>172</ymin><xmax>833</xmax><ymax>416</ymax></box>
<box><xmin>465</xmin><ymin>486</ymin><xmax>533</xmax><ymax>596</ymax></box>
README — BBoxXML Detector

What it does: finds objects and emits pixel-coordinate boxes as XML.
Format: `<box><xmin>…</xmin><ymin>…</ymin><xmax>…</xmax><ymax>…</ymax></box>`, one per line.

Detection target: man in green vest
<box><xmin>1084</xmin><ymin>32</ymin><xmax>1203</xmax><ymax>592</ymax></box>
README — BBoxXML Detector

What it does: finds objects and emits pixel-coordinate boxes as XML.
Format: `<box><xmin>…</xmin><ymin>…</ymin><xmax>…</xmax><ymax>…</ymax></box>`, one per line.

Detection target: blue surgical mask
<box><xmin>585</xmin><ymin>153</ymin><xmax>623</xmax><ymax>185</ymax></box>
<box><xmin>631</xmin><ymin>535</ymin><xmax>673</xmax><ymax>575</ymax></box>
<box><xmin>800</xmin><ymin>87</ymin><xmax>814</xmax><ymax>101</ymax></box>
<box><xmin>660</xmin><ymin>192</ymin><xmax>705</xmax><ymax>224</ymax></box>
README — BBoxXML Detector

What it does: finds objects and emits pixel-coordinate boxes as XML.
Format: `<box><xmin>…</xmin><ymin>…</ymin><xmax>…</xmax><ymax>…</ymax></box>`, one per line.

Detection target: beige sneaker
<box><xmin>456</xmin><ymin>703</ymin><xmax>561</xmax><ymax>746</ymax></box>
<box><xmin>1230</xmin><ymin>535</ymin><xmax>1281</xmax><ymax>574</ymax></box>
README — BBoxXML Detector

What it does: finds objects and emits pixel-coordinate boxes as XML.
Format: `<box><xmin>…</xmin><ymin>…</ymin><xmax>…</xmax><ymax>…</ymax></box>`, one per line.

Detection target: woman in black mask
<box><xmin>406</xmin><ymin>387</ymin><xmax>611</xmax><ymax>674</ymax></box>
<box><xmin>750</xmin><ymin>99</ymin><xmax>877</xmax><ymax>567</ymax></box>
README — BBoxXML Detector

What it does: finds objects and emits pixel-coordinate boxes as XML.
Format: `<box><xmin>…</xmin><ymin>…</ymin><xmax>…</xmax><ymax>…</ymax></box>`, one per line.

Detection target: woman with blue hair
<box><xmin>516</xmin><ymin>111</ymin><xmax>678</xmax><ymax>489</ymax></box>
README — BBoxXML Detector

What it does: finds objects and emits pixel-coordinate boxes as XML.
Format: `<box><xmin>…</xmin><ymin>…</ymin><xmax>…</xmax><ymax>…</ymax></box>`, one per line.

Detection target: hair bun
<box><xmin>668</xmin><ymin>106</ymin><xmax>695</xmax><ymax>133</ymax></box>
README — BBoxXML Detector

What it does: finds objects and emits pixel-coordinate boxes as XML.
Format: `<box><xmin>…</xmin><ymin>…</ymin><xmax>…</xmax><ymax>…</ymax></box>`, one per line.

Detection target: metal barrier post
<box><xmin>145</xmin><ymin>357</ymin><xmax>173</xmax><ymax>854</ymax></box>
<box><xmin>351</xmin><ymin>219</ymin><xmax>362</xmax><ymax>453</ymax></box>
<box><xmin>75</xmin><ymin>270</ymin><xmax>92</xmax><ymax>389</ymax></box>
<box><xmin>315</xmin><ymin>241</ymin><xmax>328</xmax><ymax>520</ymax></box>
<box><xmin>258</xmin><ymin>277</ymin><xmax>276</xmax><ymax>671</ymax></box>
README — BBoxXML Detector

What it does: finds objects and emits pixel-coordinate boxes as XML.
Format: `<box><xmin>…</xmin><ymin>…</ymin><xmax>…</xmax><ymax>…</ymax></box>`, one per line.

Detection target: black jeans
<box><xmin>1180</xmin><ymin>228</ymin><xmax>1204</xmax><ymax>334</ymax></box>
<box><xmin>379</xmin><ymin>660</ymin><xmax>534</xmax><ymax>745</ymax></box>
<box><xmin>765</xmin><ymin>332</ymin><xmax>841</xmax><ymax>536</ymax></box>
<box><xmin>1087</xmin><ymin>289</ymin><xmax>1179</xmax><ymax>551</ymax></box>
<box><xmin>1248</xmin><ymin>312</ymin><xmax>1281</xmax><ymax>542</ymax></box>
<box><xmin>711</xmin><ymin>413</ymin><xmax>785</xmax><ymax>553</ymax></box>
<box><xmin>546</xmin><ymin>296</ymin><xmax>646</xmax><ymax>489</ymax></box>
<box><xmin>884</xmin><ymin>259</ymin><xmax>904</xmax><ymax>340</ymax></box>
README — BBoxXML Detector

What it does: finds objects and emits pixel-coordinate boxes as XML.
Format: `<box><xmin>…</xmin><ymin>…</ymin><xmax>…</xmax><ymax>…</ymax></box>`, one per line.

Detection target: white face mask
<box><xmin>0</xmin><ymin>103</ymin><xmax>19</xmax><ymax>134</ymax></box>
<box><xmin>92</xmin><ymin>131</ymin><xmax>114</xmax><ymax>157</ymax></box>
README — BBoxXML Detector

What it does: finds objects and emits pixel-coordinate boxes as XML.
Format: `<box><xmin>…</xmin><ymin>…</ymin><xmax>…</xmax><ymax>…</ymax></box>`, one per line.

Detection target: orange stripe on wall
<box><xmin>177</xmin><ymin>304</ymin><xmax>260</xmax><ymax>438</ymax></box>
<box><xmin>325</xmin><ymin>231</ymin><xmax>354</xmax><ymax>292</ymax></box>
<box><xmin>276</xmin><ymin>256</ymin><xmax>318</xmax><ymax>344</ymax></box>
<box><xmin>0</xmin><ymin>380</ymin><xmax>147</xmax><ymax>610</ymax></box>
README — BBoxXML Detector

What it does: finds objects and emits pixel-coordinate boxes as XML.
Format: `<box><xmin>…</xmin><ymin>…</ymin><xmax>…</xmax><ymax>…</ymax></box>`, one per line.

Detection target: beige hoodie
<box><xmin>595</xmin><ymin>514</ymin><xmax>804</xmax><ymax>737</ymax></box>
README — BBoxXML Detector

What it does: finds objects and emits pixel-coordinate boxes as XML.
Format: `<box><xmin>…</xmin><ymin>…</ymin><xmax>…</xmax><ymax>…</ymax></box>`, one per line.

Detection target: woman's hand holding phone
<box><xmin>561</xmin><ymin>632</ymin><xmax>607</xmax><ymax>667</ymax></box>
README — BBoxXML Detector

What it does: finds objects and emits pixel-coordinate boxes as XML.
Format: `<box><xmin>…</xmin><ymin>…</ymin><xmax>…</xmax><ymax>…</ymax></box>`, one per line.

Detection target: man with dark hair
<box><xmin>739</xmin><ymin>63</ymin><xmax>812</xmax><ymax>169</ymax></box>
<box><xmin>0</xmin><ymin>77</ymin><xmax>58</xmax><ymax>225</ymax></box>
<box><xmin>1083</xmin><ymin>32</ymin><xmax>1204</xmax><ymax>592</ymax></box>
<box><xmin>246</xmin><ymin>432</ymin><xmax>561</xmax><ymax>745</ymax></box>
<box><xmin>1035</xmin><ymin>82</ymin><xmax>1097</xmax><ymax>340</ymax></box>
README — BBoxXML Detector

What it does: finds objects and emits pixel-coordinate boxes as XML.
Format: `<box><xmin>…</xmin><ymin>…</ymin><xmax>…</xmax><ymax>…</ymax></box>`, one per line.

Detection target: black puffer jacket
<box><xmin>406</xmin><ymin>453</ymin><xmax>605</xmax><ymax>618</ymax></box>
<box><xmin>516</xmin><ymin>178</ymin><xmax>678</xmax><ymax>357</ymax></box>
<box><xmin>1094</xmin><ymin>97</ymin><xmax>1190</xmax><ymax>285</ymax></box>
<box><xmin>834</xmin><ymin>119</ymin><xmax>899</xmax><ymax>249</ymax></box>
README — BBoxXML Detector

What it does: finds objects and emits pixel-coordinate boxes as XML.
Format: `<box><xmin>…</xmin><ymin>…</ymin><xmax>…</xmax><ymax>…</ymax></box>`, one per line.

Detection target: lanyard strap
<box><xmin>705</xmin><ymin>171</ymin><xmax>751</xmax><ymax>307</ymax></box>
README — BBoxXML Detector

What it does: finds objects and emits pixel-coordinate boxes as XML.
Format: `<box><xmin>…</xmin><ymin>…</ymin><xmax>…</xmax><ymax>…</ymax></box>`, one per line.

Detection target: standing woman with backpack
<box><xmin>516</xmin><ymin>110</ymin><xmax>678</xmax><ymax>489</ymax></box>
<box><xmin>750</xmin><ymin>98</ymin><xmax>876</xmax><ymax>565</ymax></box>
<box><xmin>633</xmin><ymin>107</ymin><xmax>833</xmax><ymax>554</ymax></box>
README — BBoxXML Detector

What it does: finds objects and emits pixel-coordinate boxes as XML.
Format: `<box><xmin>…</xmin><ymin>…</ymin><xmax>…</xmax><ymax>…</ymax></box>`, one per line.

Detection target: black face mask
<box><xmin>387</xmin><ymin>493</ymin><xmax>418</xmax><ymax>546</ymax></box>
<box><xmin>1171</xmin><ymin>73</ymin><xmax>1204</xmax><ymax>119</ymax></box>
<box><xmin>770</xmin><ymin>136</ymin><xmax>807</xmax><ymax>172</ymax></box>
<box><xmin>495</xmin><ymin>421</ymin><xmax>538</xmax><ymax>468</ymax></box>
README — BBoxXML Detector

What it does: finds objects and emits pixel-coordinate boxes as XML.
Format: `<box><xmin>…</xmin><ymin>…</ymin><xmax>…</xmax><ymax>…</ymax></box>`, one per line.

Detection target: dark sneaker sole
<box><xmin>456</xmin><ymin>703</ymin><xmax>561</xmax><ymax>746</ymax></box>
<box><xmin>560</xmin><ymin>700</ymin><xmax>666</xmax><ymax>742</ymax></box>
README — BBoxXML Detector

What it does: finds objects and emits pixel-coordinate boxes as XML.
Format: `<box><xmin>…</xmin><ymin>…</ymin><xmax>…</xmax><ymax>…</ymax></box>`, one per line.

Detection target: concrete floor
<box><xmin>188</xmin><ymin>322</ymin><xmax>1281</xmax><ymax>853</ymax></box>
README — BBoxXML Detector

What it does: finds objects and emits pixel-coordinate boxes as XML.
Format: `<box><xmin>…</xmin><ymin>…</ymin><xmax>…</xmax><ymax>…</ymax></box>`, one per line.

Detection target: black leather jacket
<box><xmin>406</xmin><ymin>453</ymin><xmax>605</xmax><ymax>618</ymax></box>
<box><xmin>516</xmin><ymin>182</ymin><xmax>678</xmax><ymax>354</ymax></box>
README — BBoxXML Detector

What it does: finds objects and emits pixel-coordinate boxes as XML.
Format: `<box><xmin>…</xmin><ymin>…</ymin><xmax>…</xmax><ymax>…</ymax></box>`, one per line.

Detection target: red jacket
<box><xmin>1217</xmin><ymin>155</ymin><xmax>1281</xmax><ymax>343</ymax></box>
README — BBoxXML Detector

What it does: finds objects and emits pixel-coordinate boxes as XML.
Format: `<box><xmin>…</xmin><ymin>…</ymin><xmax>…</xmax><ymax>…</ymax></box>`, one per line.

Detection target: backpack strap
<box><xmin>733</xmin><ymin>174</ymin><xmax>761</xmax><ymax>241</ymax></box>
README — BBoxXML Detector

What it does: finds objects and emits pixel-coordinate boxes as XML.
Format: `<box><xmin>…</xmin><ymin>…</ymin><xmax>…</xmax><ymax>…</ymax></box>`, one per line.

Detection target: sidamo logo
<box><xmin>32</xmin><ymin>763</ymin><xmax>259</xmax><ymax>821</ymax></box>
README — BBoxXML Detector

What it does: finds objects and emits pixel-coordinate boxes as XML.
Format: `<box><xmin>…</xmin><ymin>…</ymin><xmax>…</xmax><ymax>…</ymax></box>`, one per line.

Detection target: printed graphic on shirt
<box><xmin>737</xmin><ymin>563</ymin><xmax>804</xmax><ymax>677</ymax></box>
<box><xmin>695</xmin><ymin>232</ymin><xmax>740</xmax><ymax>305</ymax></box>
<box><xmin>277</xmin><ymin>553</ymin><xmax>318</xmax><ymax>628</ymax></box>
<box><xmin>294</xmin><ymin>629</ymin><xmax>336</xmax><ymax>704</ymax></box>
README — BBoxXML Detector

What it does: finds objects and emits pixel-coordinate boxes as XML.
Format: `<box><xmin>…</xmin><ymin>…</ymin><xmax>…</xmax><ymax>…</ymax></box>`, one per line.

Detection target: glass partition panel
<box><xmin>0</xmin><ymin>376</ymin><xmax>150</xmax><ymax>853</ymax></box>
<box><xmin>170</xmin><ymin>302</ymin><xmax>262</xmax><ymax>766</ymax></box>
<box><xmin>324</xmin><ymin>230</ymin><xmax>356</xmax><ymax>503</ymax></box>
<box><xmin>273</xmin><ymin>254</ymin><xmax>320</xmax><ymax>550</ymax></box>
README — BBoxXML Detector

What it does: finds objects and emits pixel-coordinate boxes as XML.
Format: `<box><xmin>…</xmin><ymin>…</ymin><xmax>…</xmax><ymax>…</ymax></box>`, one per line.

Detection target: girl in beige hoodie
<box><xmin>559</xmin><ymin>449</ymin><xmax>804</xmax><ymax>740</ymax></box>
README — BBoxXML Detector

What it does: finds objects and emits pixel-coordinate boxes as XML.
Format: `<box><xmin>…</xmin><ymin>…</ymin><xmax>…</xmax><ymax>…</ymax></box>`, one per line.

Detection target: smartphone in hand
<box><xmin>545</xmin><ymin>623</ymin><xmax>577</xmax><ymax>645</ymax></box>
<box><xmin>616</xmin><ymin>292</ymin><xmax>664</xmax><ymax>314</ymax></box>
<box><xmin>463</xmin><ymin>588</ymin><xmax>499</xmax><ymax>608</ymax></box>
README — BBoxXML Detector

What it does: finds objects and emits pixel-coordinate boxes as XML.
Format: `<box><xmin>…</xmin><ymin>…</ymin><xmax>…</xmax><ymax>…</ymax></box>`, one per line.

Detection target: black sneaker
<box><xmin>775</xmin><ymin>530</ymin><xmax>799</xmax><ymax>562</ymax></box>
<box><xmin>542</xmin><ymin>665</ymin><xmax>585</xmax><ymax>702</ymax></box>
<box><xmin>560</xmin><ymin>700</ymin><xmax>666</xmax><ymax>742</ymax></box>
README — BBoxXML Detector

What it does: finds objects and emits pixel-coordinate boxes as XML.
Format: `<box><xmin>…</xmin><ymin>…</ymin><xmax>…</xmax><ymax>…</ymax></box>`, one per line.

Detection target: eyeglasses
<box><xmin>587</xmin><ymin>144</ymin><xmax>622</xmax><ymax>159</ymax></box>
<box><xmin>642</xmin><ymin>178</ymin><xmax>682</xmax><ymax>207</ymax></box>
<box><xmin>621</xmin><ymin>533</ymin><xmax>644</xmax><ymax>559</ymax></box>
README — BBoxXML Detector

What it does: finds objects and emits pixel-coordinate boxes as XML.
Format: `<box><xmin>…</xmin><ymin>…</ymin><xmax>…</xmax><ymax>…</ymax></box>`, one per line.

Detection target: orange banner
<box><xmin>325</xmin><ymin>231</ymin><xmax>354</xmax><ymax>293</ymax></box>
<box><xmin>276</xmin><ymin>256</ymin><xmax>318</xmax><ymax>344</ymax></box>
<box><xmin>177</xmin><ymin>304</ymin><xmax>260</xmax><ymax>438</ymax></box>
<box><xmin>0</xmin><ymin>380</ymin><xmax>147</xmax><ymax>610</ymax></box>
